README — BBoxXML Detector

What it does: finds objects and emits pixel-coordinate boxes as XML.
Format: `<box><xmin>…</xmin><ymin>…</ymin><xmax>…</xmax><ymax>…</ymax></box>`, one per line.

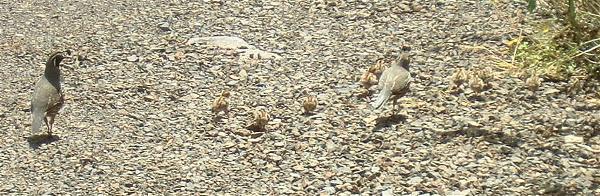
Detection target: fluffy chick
<box><xmin>252</xmin><ymin>110</ymin><xmax>270</xmax><ymax>131</ymax></box>
<box><xmin>525</xmin><ymin>73</ymin><xmax>541</xmax><ymax>92</ymax></box>
<box><xmin>469</xmin><ymin>75</ymin><xmax>485</xmax><ymax>94</ymax></box>
<box><xmin>303</xmin><ymin>95</ymin><xmax>318</xmax><ymax>114</ymax></box>
<box><xmin>451</xmin><ymin>68</ymin><xmax>469</xmax><ymax>86</ymax></box>
<box><xmin>359</xmin><ymin>71</ymin><xmax>378</xmax><ymax>89</ymax></box>
<box><xmin>211</xmin><ymin>90</ymin><xmax>230</xmax><ymax>114</ymax></box>
<box><xmin>368</xmin><ymin>59</ymin><xmax>386</xmax><ymax>76</ymax></box>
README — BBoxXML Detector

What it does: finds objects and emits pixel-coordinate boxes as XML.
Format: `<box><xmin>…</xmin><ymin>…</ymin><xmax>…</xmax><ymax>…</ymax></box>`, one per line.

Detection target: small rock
<box><xmin>126</xmin><ymin>55</ymin><xmax>138</xmax><ymax>62</ymax></box>
<box><xmin>293</xmin><ymin>164</ymin><xmax>305</xmax><ymax>171</ymax></box>
<box><xmin>323</xmin><ymin>186</ymin><xmax>336</xmax><ymax>194</ymax></box>
<box><xmin>226</xmin><ymin>80</ymin><xmax>238</xmax><ymax>86</ymax></box>
<box><xmin>381</xmin><ymin>189</ymin><xmax>394</xmax><ymax>196</ymax></box>
<box><xmin>159</xmin><ymin>22</ymin><xmax>171</xmax><ymax>31</ymax></box>
<box><xmin>564</xmin><ymin>135</ymin><xmax>583</xmax><ymax>143</ymax></box>
<box><xmin>408</xmin><ymin>176</ymin><xmax>422</xmax><ymax>185</ymax></box>
<box><xmin>543</xmin><ymin>88</ymin><xmax>561</xmax><ymax>95</ymax></box>
<box><xmin>270</xmin><ymin>154</ymin><xmax>282</xmax><ymax>162</ymax></box>
<box><xmin>447</xmin><ymin>189</ymin><xmax>471</xmax><ymax>196</ymax></box>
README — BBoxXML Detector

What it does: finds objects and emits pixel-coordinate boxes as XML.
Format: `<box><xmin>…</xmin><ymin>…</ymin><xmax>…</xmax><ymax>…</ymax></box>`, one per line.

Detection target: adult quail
<box><xmin>31</xmin><ymin>51</ymin><xmax>68</xmax><ymax>135</ymax></box>
<box><xmin>371</xmin><ymin>52</ymin><xmax>412</xmax><ymax>113</ymax></box>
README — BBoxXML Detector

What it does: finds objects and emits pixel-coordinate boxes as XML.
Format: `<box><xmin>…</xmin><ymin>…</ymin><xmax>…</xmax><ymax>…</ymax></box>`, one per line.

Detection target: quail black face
<box><xmin>48</xmin><ymin>52</ymin><xmax>67</xmax><ymax>67</ymax></box>
<box><xmin>399</xmin><ymin>53</ymin><xmax>410</xmax><ymax>70</ymax></box>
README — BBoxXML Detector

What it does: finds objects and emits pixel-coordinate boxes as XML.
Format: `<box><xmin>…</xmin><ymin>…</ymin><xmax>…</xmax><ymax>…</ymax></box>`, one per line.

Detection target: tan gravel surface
<box><xmin>1</xmin><ymin>0</ymin><xmax>598</xmax><ymax>195</ymax></box>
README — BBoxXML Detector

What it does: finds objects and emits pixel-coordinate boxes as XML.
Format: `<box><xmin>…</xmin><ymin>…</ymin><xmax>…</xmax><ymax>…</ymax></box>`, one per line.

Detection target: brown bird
<box><xmin>525</xmin><ymin>73</ymin><xmax>541</xmax><ymax>92</ymax></box>
<box><xmin>359</xmin><ymin>71</ymin><xmax>378</xmax><ymax>90</ymax></box>
<box><xmin>450</xmin><ymin>68</ymin><xmax>468</xmax><ymax>86</ymax></box>
<box><xmin>211</xmin><ymin>90</ymin><xmax>230</xmax><ymax>114</ymax></box>
<box><xmin>252</xmin><ymin>110</ymin><xmax>270</xmax><ymax>131</ymax></box>
<box><xmin>368</xmin><ymin>59</ymin><xmax>386</xmax><ymax>76</ymax></box>
<box><xmin>302</xmin><ymin>95</ymin><xmax>318</xmax><ymax>114</ymax></box>
<box><xmin>469</xmin><ymin>75</ymin><xmax>485</xmax><ymax>94</ymax></box>
<box><xmin>371</xmin><ymin>52</ymin><xmax>412</xmax><ymax>113</ymax></box>
<box><xmin>31</xmin><ymin>51</ymin><xmax>68</xmax><ymax>135</ymax></box>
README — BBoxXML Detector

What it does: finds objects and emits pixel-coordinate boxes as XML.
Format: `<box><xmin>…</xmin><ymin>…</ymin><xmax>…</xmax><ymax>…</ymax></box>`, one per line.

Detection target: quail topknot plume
<box><xmin>31</xmin><ymin>51</ymin><xmax>69</xmax><ymax>135</ymax></box>
<box><xmin>370</xmin><ymin>52</ymin><xmax>412</xmax><ymax>113</ymax></box>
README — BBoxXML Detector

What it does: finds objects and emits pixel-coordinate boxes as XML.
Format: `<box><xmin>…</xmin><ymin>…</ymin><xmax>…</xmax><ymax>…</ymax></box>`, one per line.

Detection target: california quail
<box><xmin>525</xmin><ymin>73</ymin><xmax>541</xmax><ymax>92</ymax></box>
<box><xmin>302</xmin><ymin>95</ymin><xmax>317</xmax><ymax>114</ymax></box>
<box><xmin>252</xmin><ymin>110</ymin><xmax>270</xmax><ymax>131</ymax></box>
<box><xmin>31</xmin><ymin>51</ymin><xmax>68</xmax><ymax>135</ymax></box>
<box><xmin>211</xmin><ymin>90</ymin><xmax>230</xmax><ymax>115</ymax></box>
<box><xmin>371</xmin><ymin>52</ymin><xmax>412</xmax><ymax>113</ymax></box>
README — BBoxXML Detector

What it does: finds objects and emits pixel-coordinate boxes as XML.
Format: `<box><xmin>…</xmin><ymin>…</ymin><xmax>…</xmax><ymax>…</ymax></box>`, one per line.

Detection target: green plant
<box><xmin>519</xmin><ymin>0</ymin><xmax>599</xmax><ymax>80</ymax></box>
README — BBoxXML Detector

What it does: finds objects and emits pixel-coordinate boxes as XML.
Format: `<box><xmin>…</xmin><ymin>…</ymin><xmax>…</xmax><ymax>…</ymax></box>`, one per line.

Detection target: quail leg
<box><xmin>392</xmin><ymin>97</ymin><xmax>397</xmax><ymax>115</ymax></box>
<box><xmin>43</xmin><ymin>116</ymin><xmax>52</xmax><ymax>135</ymax></box>
<box><xmin>47</xmin><ymin>115</ymin><xmax>56</xmax><ymax>135</ymax></box>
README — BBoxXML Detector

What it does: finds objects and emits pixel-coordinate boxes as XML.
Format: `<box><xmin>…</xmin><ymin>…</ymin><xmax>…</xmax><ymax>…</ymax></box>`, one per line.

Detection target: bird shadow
<box><xmin>302</xmin><ymin>112</ymin><xmax>315</xmax><ymax>117</ymax></box>
<box><xmin>372</xmin><ymin>114</ymin><xmax>407</xmax><ymax>131</ymax></box>
<box><xmin>26</xmin><ymin>134</ymin><xmax>60</xmax><ymax>149</ymax></box>
<box><xmin>246</xmin><ymin>124</ymin><xmax>266</xmax><ymax>133</ymax></box>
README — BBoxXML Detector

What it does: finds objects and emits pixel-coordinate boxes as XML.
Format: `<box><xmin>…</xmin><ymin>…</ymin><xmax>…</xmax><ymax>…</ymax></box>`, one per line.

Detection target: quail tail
<box><xmin>371</xmin><ymin>90</ymin><xmax>391</xmax><ymax>109</ymax></box>
<box><xmin>31</xmin><ymin>112</ymin><xmax>44</xmax><ymax>133</ymax></box>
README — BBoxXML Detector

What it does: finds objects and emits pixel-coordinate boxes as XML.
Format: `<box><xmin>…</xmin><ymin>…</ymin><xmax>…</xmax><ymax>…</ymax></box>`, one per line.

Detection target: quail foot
<box><xmin>371</xmin><ymin>52</ymin><xmax>412</xmax><ymax>114</ymax></box>
<box><xmin>31</xmin><ymin>51</ymin><xmax>69</xmax><ymax>136</ymax></box>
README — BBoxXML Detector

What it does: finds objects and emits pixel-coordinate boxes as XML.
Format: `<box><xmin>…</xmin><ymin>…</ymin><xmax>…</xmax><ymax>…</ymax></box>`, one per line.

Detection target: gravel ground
<box><xmin>1</xmin><ymin>0</ymin><xmax>599</xmax><ymax>195</ymax></box>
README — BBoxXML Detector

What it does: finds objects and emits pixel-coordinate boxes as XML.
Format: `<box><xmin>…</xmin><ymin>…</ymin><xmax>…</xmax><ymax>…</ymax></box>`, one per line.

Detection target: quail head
<box><xmin>371</xmin><ymin>52</ymin><xmax>412</xmax><ymax>114</ymax></box>
<box><xmin>252</xmin><ymin>110</ymin><xmax>270</xmax><ymax>131</ymax></box>
<box><xmin>31</xmin><ymin>51</ymin><xmax>70</xmax><ymax>135</ymax></box>
<box><xmin>525</xmin><ymin>73</ymin><xmax>541</xmax><ymax>92</ymax></box>
<box><xmin>211</xmin><ymin>90</ymin><xmax>230</xmax><ymax>114</ymax></box>
<box><xmin>302</xmin><ymin>95</ymin><xmax>318</xmax><ymax>114</ymax></box>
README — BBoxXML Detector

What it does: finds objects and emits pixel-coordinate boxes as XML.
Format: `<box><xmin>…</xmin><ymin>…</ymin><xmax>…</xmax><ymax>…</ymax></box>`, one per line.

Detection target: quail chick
<box><xmin>252</xmin><ymin>110</ymin><xmax>270</xmax><ymax>131</ymax></box>
<box><xmin>303</xmin><ymin>95</ymin><xmax>318</xmax><ymax>114</ymax></box>
<box><xmin>525</xmin><ymin>73</ymin><xmax>541</xmax><ymax>92</ymax></box>
<box><xmin>450</xmin><ymin>68</ymin><xmax>468</xmax><ymax>90</ymax></box>
<box><xmin>211</xmin><ymin>90</ymin><xmax>230</xmax><ymax>114</ymax></box>
<box><xmin>359</xmin><ymin>71</ymin><xmax>378</xmax><ymax>89</ymax></box>
<box><xmin>567</xmin><ymin>76</ymin><xmax>583</xmax><ymax>94</ymax></box>
<box><xmin>476</xmin><ymin>67</ymin><xmax>494</xmax><ymax>83</ymax></box>
<box><xmin>371</xmin><ymin>52</ymin><xmax>412</xmax><ymax>114</ymax></box>
<box><xmin>31</xmin><ymin>51</ymin><xmax>68</xmax><ymax>135</ymax></box>
<box><xmin>368</xmin><ymin>59</ymin><xmax>386</xmax><ymax>76</ymax></box>
<box><xmin>469</xmin><ymin>75</ymin><xmax>485</xmax><ymax>94</ymax></box>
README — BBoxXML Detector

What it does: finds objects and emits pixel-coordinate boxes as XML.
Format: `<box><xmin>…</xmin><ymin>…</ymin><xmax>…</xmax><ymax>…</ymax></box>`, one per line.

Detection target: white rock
<box><xmin>126</xmin><ymin>55</ymin><xmax>138</xmax><ymax>62</ymax></box>
<box><xmin>564</xmin><ymin>135</ymin><xmax>583</xmax><ymax>143</ymax></box>
<box><xmin>187</xmin><ymin>36</ymin><xmax>254</xmax><ymax>49</ymax></box>
<box><xmin>381</xmin><ymin>189</ymin><xmax>393</xmax><ymax>196</ymax></box>
<box><xmin>238</xmin><ymin>48</ymin><xmax>282</xmax><ymax>60</ymax></box>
